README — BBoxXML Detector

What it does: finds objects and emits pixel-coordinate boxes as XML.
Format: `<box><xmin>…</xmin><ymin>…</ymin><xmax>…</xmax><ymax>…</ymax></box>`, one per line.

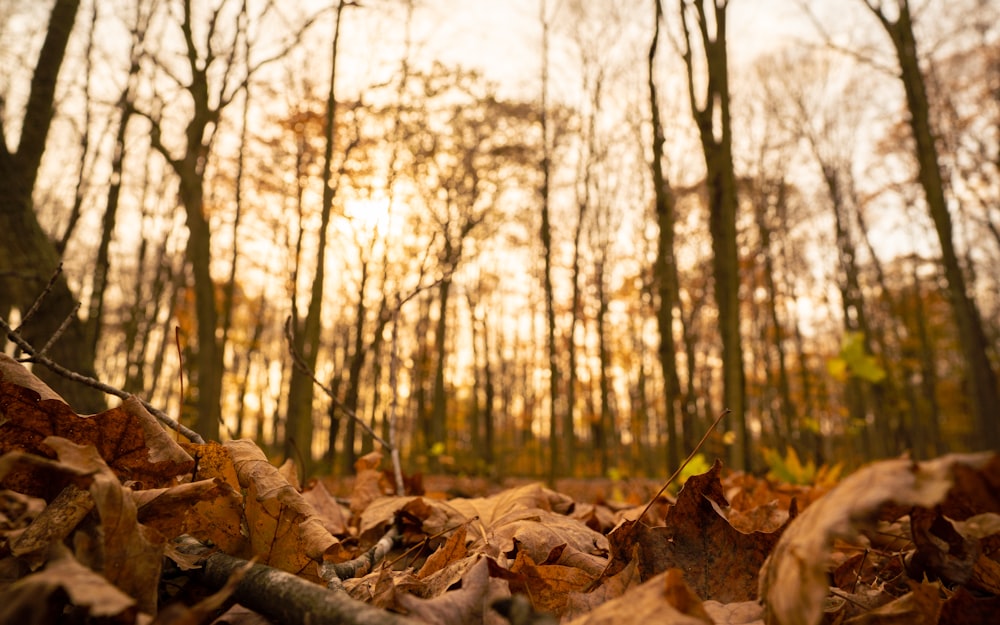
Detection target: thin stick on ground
<box><xmin>637</xmin><ymin>408</ymin><xmax>731</xmax><ymax>523</ymax></box>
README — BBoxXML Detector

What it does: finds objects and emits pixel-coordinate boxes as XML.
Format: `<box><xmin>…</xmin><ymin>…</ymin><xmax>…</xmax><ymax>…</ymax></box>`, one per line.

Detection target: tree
<box><xmin>0</xmin><ymin>0</ymin><xmax>107</xmax><ymax>412</ymax></box>
<box><xmin>648</xmin><ymin>0</ymin><xmax>684</xmax><ymax>472</ymax></box>
<box><xmin>538</xmin><ymin>0</ymin><xmax>562</xmax><ymax>483</ymax></box>
<box><xmin>285</xmin><ymin>0</ymin><xmax>355</xmax><ymax>474</ymax></box>
<box><xmin>678</xmin><ymin>0</ymin><xmax>749</xmax><ymax>469</ymax></box>
<box><xmin>862</xmin><ymin>0</ymin><xmax>1000</xmax><ymax>452</ymax></box>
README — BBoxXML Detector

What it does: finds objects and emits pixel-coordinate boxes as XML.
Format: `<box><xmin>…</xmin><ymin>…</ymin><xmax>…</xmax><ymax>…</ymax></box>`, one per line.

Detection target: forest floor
<box><xmin>1</xmin><ymin>352</ymin><xmax>998</xmax><ymax>625</ymax></box>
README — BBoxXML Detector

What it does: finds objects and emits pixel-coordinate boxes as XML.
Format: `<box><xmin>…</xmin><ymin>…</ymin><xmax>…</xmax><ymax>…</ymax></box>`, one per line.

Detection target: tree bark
<box><xmin>864</xmin><ymin>0</ymin><xmax>1000</xmax><ymax>451</ymax></box>
<box><xmin>0</xmin><ymin>0</ymin><xmax>106</xmax><ymax>413</ymax></box>
<box><xmin>649</xmin><ymin>0</ymin><xmax>683</xmax><ymax>472</ymax></box>
<box><xmin>678</xmin><ymin>0</ymin><xmax>749</xmax><ymax>469</ymax></box>
<box><xmin>286</xmin><ymin>0</ymin><xmax>349</xmax><ymax>473</ymax></box>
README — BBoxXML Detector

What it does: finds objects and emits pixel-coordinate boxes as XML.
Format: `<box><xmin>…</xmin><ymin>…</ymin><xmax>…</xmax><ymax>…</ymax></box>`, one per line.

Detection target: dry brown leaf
<box><xmin>760</xmin><ymin>452</ymin><xmax>993</xmax><ymax>625</ymax></box>
<box><xmin>663</xmin><ymin>568</ymin><xmax>712</xmax><ymax>622</ymax></box>
<box><xmin>470</xmin><ymin>507</ymin><xmax>608</xmax><ymax>565</ymax></box>
<box><xmin>0</xmin><ymin>542</ymin><xmax>138</xmax><ymax>623</ymax></box>
<box><xmin>301</xmin><ymin>478</ymin><xmax>349</xmax><ymax>536</ymax></box>
<box><xmin>0</xmin><ymin>371</ymin><xmax>193</xmax><ymax>495</ymax></box>
<box><xmin>179</xmin><ymin>441</ymin><xmax>241</xmax><ymax>492</ymax></box>
<box><xmin>507</xmin><ymin>547</ymin><xmax>595</xmax><ymax>616</ymax></box>
<box><xmin>632</xmin><ymin>459</ymin><xmax>790</xmax><ymax>603</ymax></box>
<box><xmin>10</xmin><ymin>483</ymin><xmax>93</xmax><ymax>569</ymax></box>
<box><xmin>419</xmin><ymin>524</ymin><xmax>469</xmax><ymax>579</ymax></box>
<box><xmin>350</xmin><ymin>450</ymin><xmax>390</xmax><ymax>517</ymax></box>
<box><xmin>397</xmin><ymin>556</ymin><xmax>494</xmax><ymax>625</ymax></box>
<box><xmin>564</xmin><ymin>546</ymin><xmax>641</xmax><ymax>620</ymax></box>
<box><xmin>703</xmin><ymin>599</ymin><xmax>764</xmax><ymax>625</ymax></box>
<box><xmin>357</xmin><ymin>495</ymin><xmax>466</xmax><ymax>546</ymax></box>
<box><xmin>447</xmin><ymin>483</ymin><xmax>575</xmax><ymax>527</ymax></box>
<box><xmin>225</xmin><ymin>439</ymin><xmax>346</xmax><ymax>579</ymax></box>
<box><xmin>564</xmin><ymin>570</ymin><xmax>718</xmax><ymax>625</ymax></box>
<box><xmin>45</xmin><ymin>436</ymin><xmax>163</xmax><ymax>615</ymax></box>
<box><xmin>939</xmin><ymin>585</ymin><xmax>1000</xmax><ymax>625</ymax></box>
<box><xmin>134</xmin><ymin>477</ymin><xmax>247</xmax><ymax>556</ymax></box>
<box><xmin>842</xmin><ymin>580</ymin><xmax>942</xmax><ymax>625</ymax></box>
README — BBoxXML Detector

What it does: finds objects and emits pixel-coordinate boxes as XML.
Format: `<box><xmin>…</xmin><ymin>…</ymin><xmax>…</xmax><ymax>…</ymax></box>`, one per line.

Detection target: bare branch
<box><xmin>1</xmin><ymin>315</ymin><xmax>204</xmax><ymax>444</ymax></box>
<box><xmin>282</xmin><ymin>317</ymin><xmax>391</xmax><ymax>450</ymax></box>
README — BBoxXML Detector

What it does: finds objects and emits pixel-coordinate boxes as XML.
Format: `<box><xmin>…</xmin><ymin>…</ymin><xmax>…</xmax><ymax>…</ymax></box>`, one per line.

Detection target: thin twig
<box><xmin>1</xmin><ymin>315</ymin><xmax>205</xmax><ymax>444</ymax></box>
<box><xmin>34</xmin><ymin>302</ymin><xmax>80</xmax><ymax>359</ymax></box>
<box><xmin>319</xmin><ymin>525</ymin><xmax>400</xmax><ymax>583</ymax></box>
<box><xmin>15</xmin><ymin>262</ymin><xmax>63</xmax><ymax>331</ymax></box>
<box><xmin>637</xmin><ymin>408</ymin><xmax>731</xmax><ymax>523</ymax></box>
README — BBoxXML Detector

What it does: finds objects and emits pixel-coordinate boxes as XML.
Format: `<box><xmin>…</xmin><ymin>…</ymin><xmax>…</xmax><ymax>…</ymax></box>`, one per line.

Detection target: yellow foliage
<box><xmin>761</xmin><ymin>446</ymin><xmax>842</xmax><ymax>487</ymax></box>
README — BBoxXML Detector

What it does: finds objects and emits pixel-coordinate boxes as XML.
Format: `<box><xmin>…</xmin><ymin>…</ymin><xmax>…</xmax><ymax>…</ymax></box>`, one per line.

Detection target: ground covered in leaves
<box><xmin>1</xmin><ymin>353</ymin><xmax>999</xmax><ymax>625</ymax></box>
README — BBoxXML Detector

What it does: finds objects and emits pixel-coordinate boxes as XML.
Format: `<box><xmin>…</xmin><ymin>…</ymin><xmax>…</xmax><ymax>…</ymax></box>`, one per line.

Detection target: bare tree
<box><xmin>678</xmin><ymin>0</ymin><xmax>749</xmax><ymax>469</ymax></box>
<box><xmin>649</xmin><ymin>0</ymin><xmax>684</xmax><ymax>471</ymax></box>
<box><xmin>0</xmin><ymin>0</ymin><xmax>107</xmax><ymax>412</ymax></box>
<box><xmin>862</xmin><ymin>0</ymin><xmax>1000</xmax><ymax>451</ymax></box>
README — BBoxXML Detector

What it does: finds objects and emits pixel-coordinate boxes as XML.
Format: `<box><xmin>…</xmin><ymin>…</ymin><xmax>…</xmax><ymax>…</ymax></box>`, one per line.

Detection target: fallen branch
<box><xmin>320</xmin><ymin>525</ymin><xmax>400</xmax><ymax>583</ymax></box>
<box><xmin>175</xmin><ymin>535</ymin><xmax>422</xmax><ymax>625</ymax></box>
<box><xmin>1</xmin><ymin>315</ymin><xmax>204</xmax><ymax>444</ymax></box>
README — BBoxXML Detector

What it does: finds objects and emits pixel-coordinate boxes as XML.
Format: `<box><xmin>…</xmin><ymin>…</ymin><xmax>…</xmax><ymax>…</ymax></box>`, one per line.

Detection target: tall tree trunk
<box><xmin>430</xmin><ymin>274</ymin><xmax>452</xmax><ymax>470</ymax></box>
<box><xmin>0</xmin><ymin>0</ymin><xmax>106</xmax><ymax>413</ymax></box>
<box><xmin>539</xmin><ymin>0</ymin><xmax>562</xmax><ymax>483</ymax></box>
<box><xmin>753</xmin><ymin>178</ymin><xmax>796</xmax><ymax>446</ymax></box>
<box><xmin>678</xmin><ymin>0</ymin><xmax>748</xmax><ymax>469</ymax></box>
<box><xmin>286</xmin><ymin>0</ymin><xmax>348</xmax><ymax>473</ymax></box>
<box><xmin>649</xmin><ymin>0</ymin><xmax>682</xmax><ymax>471</ymax></box>
<box><xmin>865</xmin><ymin>0</ymin><xmax>1000</xmax><ymax>451</ymax></box>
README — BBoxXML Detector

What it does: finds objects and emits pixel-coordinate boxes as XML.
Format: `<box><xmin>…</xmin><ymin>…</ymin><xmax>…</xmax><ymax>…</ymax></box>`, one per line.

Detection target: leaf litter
<box><xmin>0</xmin><ymin>354</ymin><xmax>998</xmax><ymax>625</ymax></box>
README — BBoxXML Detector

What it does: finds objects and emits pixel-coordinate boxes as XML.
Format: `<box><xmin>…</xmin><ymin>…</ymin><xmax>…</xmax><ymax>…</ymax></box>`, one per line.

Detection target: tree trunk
<box><xmin>679</xmin><ymin>0</ymin><xmax>748</xmax><ymax>469</ymax></box>
<box><xmin>865</xmin><ymin>0</ymin><xmax>1000</xmax><ymax>451</ymax></box>
<box><xmin>649</xmin><ymin>0</ymin><xmax>683</xmax><ymax>472</ymax></box>
<box><xmin>286</xmin><ymin>0</ymin><xmax>348</xmax><ymax>473</ymax></box>
<box><xmin>539</xmin><ymin>0</ymin><xmax>561</xmax><ymax>483</ymax></box>
<box><xmin>429</xmin><ymin>274</ymin><xmax>452</xmax><ymax>470</ymax></box>
<box><xmin>0</xmin><ymin>0</ymin><xmax>106</xmax><ymax>413</ymax></box>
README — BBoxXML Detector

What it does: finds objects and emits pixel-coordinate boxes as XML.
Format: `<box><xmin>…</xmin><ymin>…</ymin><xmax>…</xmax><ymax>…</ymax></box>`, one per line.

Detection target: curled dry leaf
<box><xmin>224</xmin><ymin>439</ymin><xmax>347</xmax><ymax>578</ymax></box>
<box><xmin>133</xmin><ymin>477</ymin><xmax>247</xmax><ymax>556</ymax></box>
<box><xmin>45</xmin><ymin>436</ymin><xmax>163</xmax><ymax>616</ymax></box>
<box><xmin>397</xmin><ymin>556</ymin><xmax>498</xmax><ymax>625</ymax></box>
<box><xmin>760</xmin><ymin>452</ymin><xmax>993</xmax><ymax>625</ymax></box>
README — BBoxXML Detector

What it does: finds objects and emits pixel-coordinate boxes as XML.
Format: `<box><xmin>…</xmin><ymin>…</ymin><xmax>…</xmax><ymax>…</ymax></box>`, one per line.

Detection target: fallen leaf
<box><xmin>842</xmin><ymin>580</ymin><xmax>942</xmax><ymax>625</ymax></box>
<box><xmin>563</xmin><ymin>547</ymin><xmax>641</xmax><ymax>620</ymax></box>
<box><xmin>636</xmin><ymin>459</ymin><xmax>791</xmax><ymax>602</ymax></box>
<box><xmin>397</xmin><ymin>556</ymin><xmax>495</xmax><ymax>625</ymax></box>
<box><xmin>301</xmin><ymin>478</ymin><xmax>349</xmax><ymax>536</ymax></box>
<box><xmin>563</xmin><ymin>570</ymin><xmax>717</xmax><ymax>625</ymax></box>
<box><xmin>0</xmin><ymin>373</ymin><xmax>193</xmax><ymax>494</ymax></box>
<box><xmin>45</xmin><ymin>436</ymin><xmax>163</xmax><ymax>615</ymax></box>
<box><xmin>507</xmin><ymin>546</ymin><xmax>595</xmax><ymax>616</ymax></box>
<box><xmin>760</xmin><ymin>452</ymin><xmax>992</xmax><ymax>625</ymax></box>
<box><xmin>419</xmin><ymin>524</ymin><xmax>469</xmax><ymax>579</ymax></box>
<box><xmin>0</xmin><ymin>542</ymin><xmax>137</xmax><ymax>623</ymax></box>
<box><xmin>225</xmin><ymin>439</ymin><xmax>347</xmax><ymax>579</ymax></box>
<box><xmin>134</xmin><ymin>477</ymin><xmax>247</xmax><ymax>556</ymax></box>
